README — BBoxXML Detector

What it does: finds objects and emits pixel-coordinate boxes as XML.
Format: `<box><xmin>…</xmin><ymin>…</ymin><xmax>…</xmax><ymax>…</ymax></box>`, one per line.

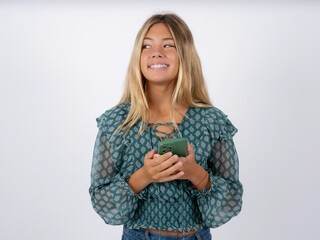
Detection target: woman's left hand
<box><xmin>154</xmin><ymin>143</ymin><xmax>209</xmax><ymax>187</ymax></box>
<box><xmin>176</xmin><ymin>143</ymin><xmax>204</xmax><ymax>182</ymax></box>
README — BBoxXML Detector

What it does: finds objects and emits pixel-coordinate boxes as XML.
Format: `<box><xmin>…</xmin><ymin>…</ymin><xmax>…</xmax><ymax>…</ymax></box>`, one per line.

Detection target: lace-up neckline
<box><xmin>149</xmin><ymin>122</ymin><xmax>179</xmax><ymax>141</ymax></box>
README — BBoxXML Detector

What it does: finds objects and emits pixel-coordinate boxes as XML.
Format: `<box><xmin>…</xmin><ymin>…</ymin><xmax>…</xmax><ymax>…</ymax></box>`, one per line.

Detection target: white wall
<box><xmin>0</xmin><ymin>1</ymin><xmax>319</xmax><ymax>239</ymax></box>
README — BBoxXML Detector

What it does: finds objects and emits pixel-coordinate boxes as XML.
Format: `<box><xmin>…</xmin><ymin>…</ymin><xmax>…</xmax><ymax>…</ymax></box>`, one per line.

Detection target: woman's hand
<box><xmin>176</xmin><ymin>143</ymin><xmax>210</xmax><ymax>190</ymax></box>
<box><xmin>128</xmin><ymin>149</ymin><xmax>183</xmax><ymax>194</ymax></box>
<box><xmin>175</xmin><ymin>143</ymin><xmax>199</xmax><ymax>180</ymax></box>
<box><xmin>142</xmin><ymin>149</ymin><xmax>184</xmax><ymax>183</ymax></box>
<box><xmin>128</xmin><ymin>144</ymin><xmax>209</xmax><ymax>194</ymax></box>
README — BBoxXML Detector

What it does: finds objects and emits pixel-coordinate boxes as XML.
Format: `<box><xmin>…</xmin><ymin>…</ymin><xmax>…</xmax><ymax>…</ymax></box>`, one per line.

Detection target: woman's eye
<box><xmin>164</xmin><ymin>44</ymin><xmax>175</xmax><ymax>48</ymax></box>
<box><xmin>142</xmin><ymin>44</ymin><xmax>151</xmax><ymax>49</ymax></box>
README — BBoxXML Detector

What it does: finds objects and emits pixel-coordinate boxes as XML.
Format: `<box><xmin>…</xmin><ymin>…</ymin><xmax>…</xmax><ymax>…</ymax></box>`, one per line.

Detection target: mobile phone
<box><xmin>157</xmin><ymin>137</ymin><xmax>187</xmax><ymax>157</ymax></box>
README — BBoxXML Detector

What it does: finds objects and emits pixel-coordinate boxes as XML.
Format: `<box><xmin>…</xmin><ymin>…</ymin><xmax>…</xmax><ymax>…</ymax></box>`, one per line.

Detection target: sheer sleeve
<box><xmin>195</xmin><ymin>108</ymin><xmax>243</xmax><ymax>228</ymax></box>
<box><xmin>89</xmin><ymin>130</ymin><xmax>140</xmax><ymax>225</ymax></box>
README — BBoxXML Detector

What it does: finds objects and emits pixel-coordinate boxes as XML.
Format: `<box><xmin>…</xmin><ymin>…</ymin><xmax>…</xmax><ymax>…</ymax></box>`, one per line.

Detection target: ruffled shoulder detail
<box><xmin>202</xmin><ymin>107</ymin><xmax>238</xmax><ymax>141</ymax></box>
<box><xmin>96</xmin><ymin>102</ymin><xmax>130</xmax><ymax>140</ymax></box>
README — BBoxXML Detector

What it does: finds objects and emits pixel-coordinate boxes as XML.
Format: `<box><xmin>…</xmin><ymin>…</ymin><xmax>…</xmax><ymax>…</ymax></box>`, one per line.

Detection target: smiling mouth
<box><xmin>149</xmin><ymin>64</ymin><xmax>169</xmax><ymax>69</ymax></box>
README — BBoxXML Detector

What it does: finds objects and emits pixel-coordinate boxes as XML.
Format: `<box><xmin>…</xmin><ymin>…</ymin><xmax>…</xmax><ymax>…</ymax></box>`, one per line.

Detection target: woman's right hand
<box><xmin>128</xmin><ymin>149</ymin><xmax>184</xmax><ymax>194</ymax></box>
<box><xmin>142</xmin><ymin>149</ymin><xmax>184</xmax><ymax>184</ymax></box>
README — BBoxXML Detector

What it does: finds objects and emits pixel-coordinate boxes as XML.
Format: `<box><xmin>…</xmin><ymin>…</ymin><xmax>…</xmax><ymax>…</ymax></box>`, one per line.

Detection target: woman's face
<box><xmin>140</xmin><ymin>23</ymin><xmax>179</xmax><ymax>85</ymax></box>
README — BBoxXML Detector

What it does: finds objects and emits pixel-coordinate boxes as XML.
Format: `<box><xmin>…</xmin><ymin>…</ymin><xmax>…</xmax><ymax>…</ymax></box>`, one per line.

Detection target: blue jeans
<box><xmin>122</xmin><ymin>227</ymin><xmax>212</xmax><ymax>240</ymax></box>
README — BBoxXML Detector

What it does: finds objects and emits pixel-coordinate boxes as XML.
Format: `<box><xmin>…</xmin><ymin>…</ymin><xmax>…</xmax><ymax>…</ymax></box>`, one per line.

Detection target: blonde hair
<box><xmin>118</xmin><ymin>13</ymin><xmax>212</xmax><ymax>134</ymax></box>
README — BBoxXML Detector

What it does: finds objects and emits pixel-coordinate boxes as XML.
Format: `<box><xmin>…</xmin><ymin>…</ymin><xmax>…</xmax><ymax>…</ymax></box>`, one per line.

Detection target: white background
<box><xmin>0</xmin><ymin>1</ymin><xmax>319</xmax><ymax>239</ymax></box>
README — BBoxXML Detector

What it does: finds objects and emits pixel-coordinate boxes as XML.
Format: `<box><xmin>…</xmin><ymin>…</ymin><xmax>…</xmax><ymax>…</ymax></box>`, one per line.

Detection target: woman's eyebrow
<box><xmin>143</xmin><ymin>37</ymin><xmax>174</xmax><ymax>41</ymax></box>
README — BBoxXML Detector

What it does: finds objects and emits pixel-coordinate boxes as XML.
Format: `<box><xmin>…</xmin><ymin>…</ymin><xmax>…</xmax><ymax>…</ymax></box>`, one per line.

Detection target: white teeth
<box><xmin>150</xmin><ymin>64</ymin><xmax>168</xmax><ymax>69</ymax></box>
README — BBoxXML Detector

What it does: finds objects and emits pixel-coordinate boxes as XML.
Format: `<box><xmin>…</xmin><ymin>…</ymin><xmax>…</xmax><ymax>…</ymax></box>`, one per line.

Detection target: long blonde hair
<box><xmin>118</xmin><ymin>13</ymin><xmax>212</xmax><ymax>134</ymax></box>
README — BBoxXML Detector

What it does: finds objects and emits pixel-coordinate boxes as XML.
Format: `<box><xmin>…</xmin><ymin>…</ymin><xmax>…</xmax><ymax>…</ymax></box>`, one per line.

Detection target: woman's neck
<box><xmin>146</xmin><ymin>83</ymin><xmax>187</xmax><ymax>123</ymax></box>
<box><xmin>146</xmin><ymin>83</ymin><xmax>174</xmax><ymax>113</ymax></box>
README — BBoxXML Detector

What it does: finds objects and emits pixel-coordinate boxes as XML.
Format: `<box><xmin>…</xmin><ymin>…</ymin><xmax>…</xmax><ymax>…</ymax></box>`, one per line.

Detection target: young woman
<box><xmin>89</xmin><ymin>13</ymin><xmax>243</xmax><ymax>240</ymax></box>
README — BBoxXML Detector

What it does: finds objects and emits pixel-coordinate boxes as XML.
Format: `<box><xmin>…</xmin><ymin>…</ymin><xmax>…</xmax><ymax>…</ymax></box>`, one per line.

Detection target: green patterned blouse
<box><xmin>89</xmin><ymin>102</ymin><xmax>243</xmax><ymax>232</ymax></box>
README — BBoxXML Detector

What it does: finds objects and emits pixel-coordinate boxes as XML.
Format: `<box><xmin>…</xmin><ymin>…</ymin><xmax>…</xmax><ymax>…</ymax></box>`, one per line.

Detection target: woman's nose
<box><xmin>151</xmin><ymin>47</ymin><xmax>164</xmax><ymax>58</ymax></box>
<box><xmin>152</xmin><ymin>53</ymin><xmax>162</xmax><ymax>58</ymax></box>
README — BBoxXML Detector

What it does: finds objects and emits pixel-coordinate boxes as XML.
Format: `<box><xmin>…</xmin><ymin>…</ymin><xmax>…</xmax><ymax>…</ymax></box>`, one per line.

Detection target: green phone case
<box><xmin>157</xmin><ymin>137</ymin><xmax>187</xmax><ymax>157</ymax></box>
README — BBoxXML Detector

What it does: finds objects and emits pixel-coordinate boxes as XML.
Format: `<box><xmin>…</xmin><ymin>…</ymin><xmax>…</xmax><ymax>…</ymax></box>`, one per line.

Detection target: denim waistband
<box><xmin>122</xmin><ymin>226</ymin><xmax>212</xmax><ymax>240</ymax></box>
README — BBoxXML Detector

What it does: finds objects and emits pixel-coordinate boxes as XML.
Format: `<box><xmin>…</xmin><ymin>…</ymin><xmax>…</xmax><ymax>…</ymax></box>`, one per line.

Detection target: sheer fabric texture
<box><xmin>89</xmin><ymin>102</ymin><xmax>243</xmax><ymax>232</ymax></box>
